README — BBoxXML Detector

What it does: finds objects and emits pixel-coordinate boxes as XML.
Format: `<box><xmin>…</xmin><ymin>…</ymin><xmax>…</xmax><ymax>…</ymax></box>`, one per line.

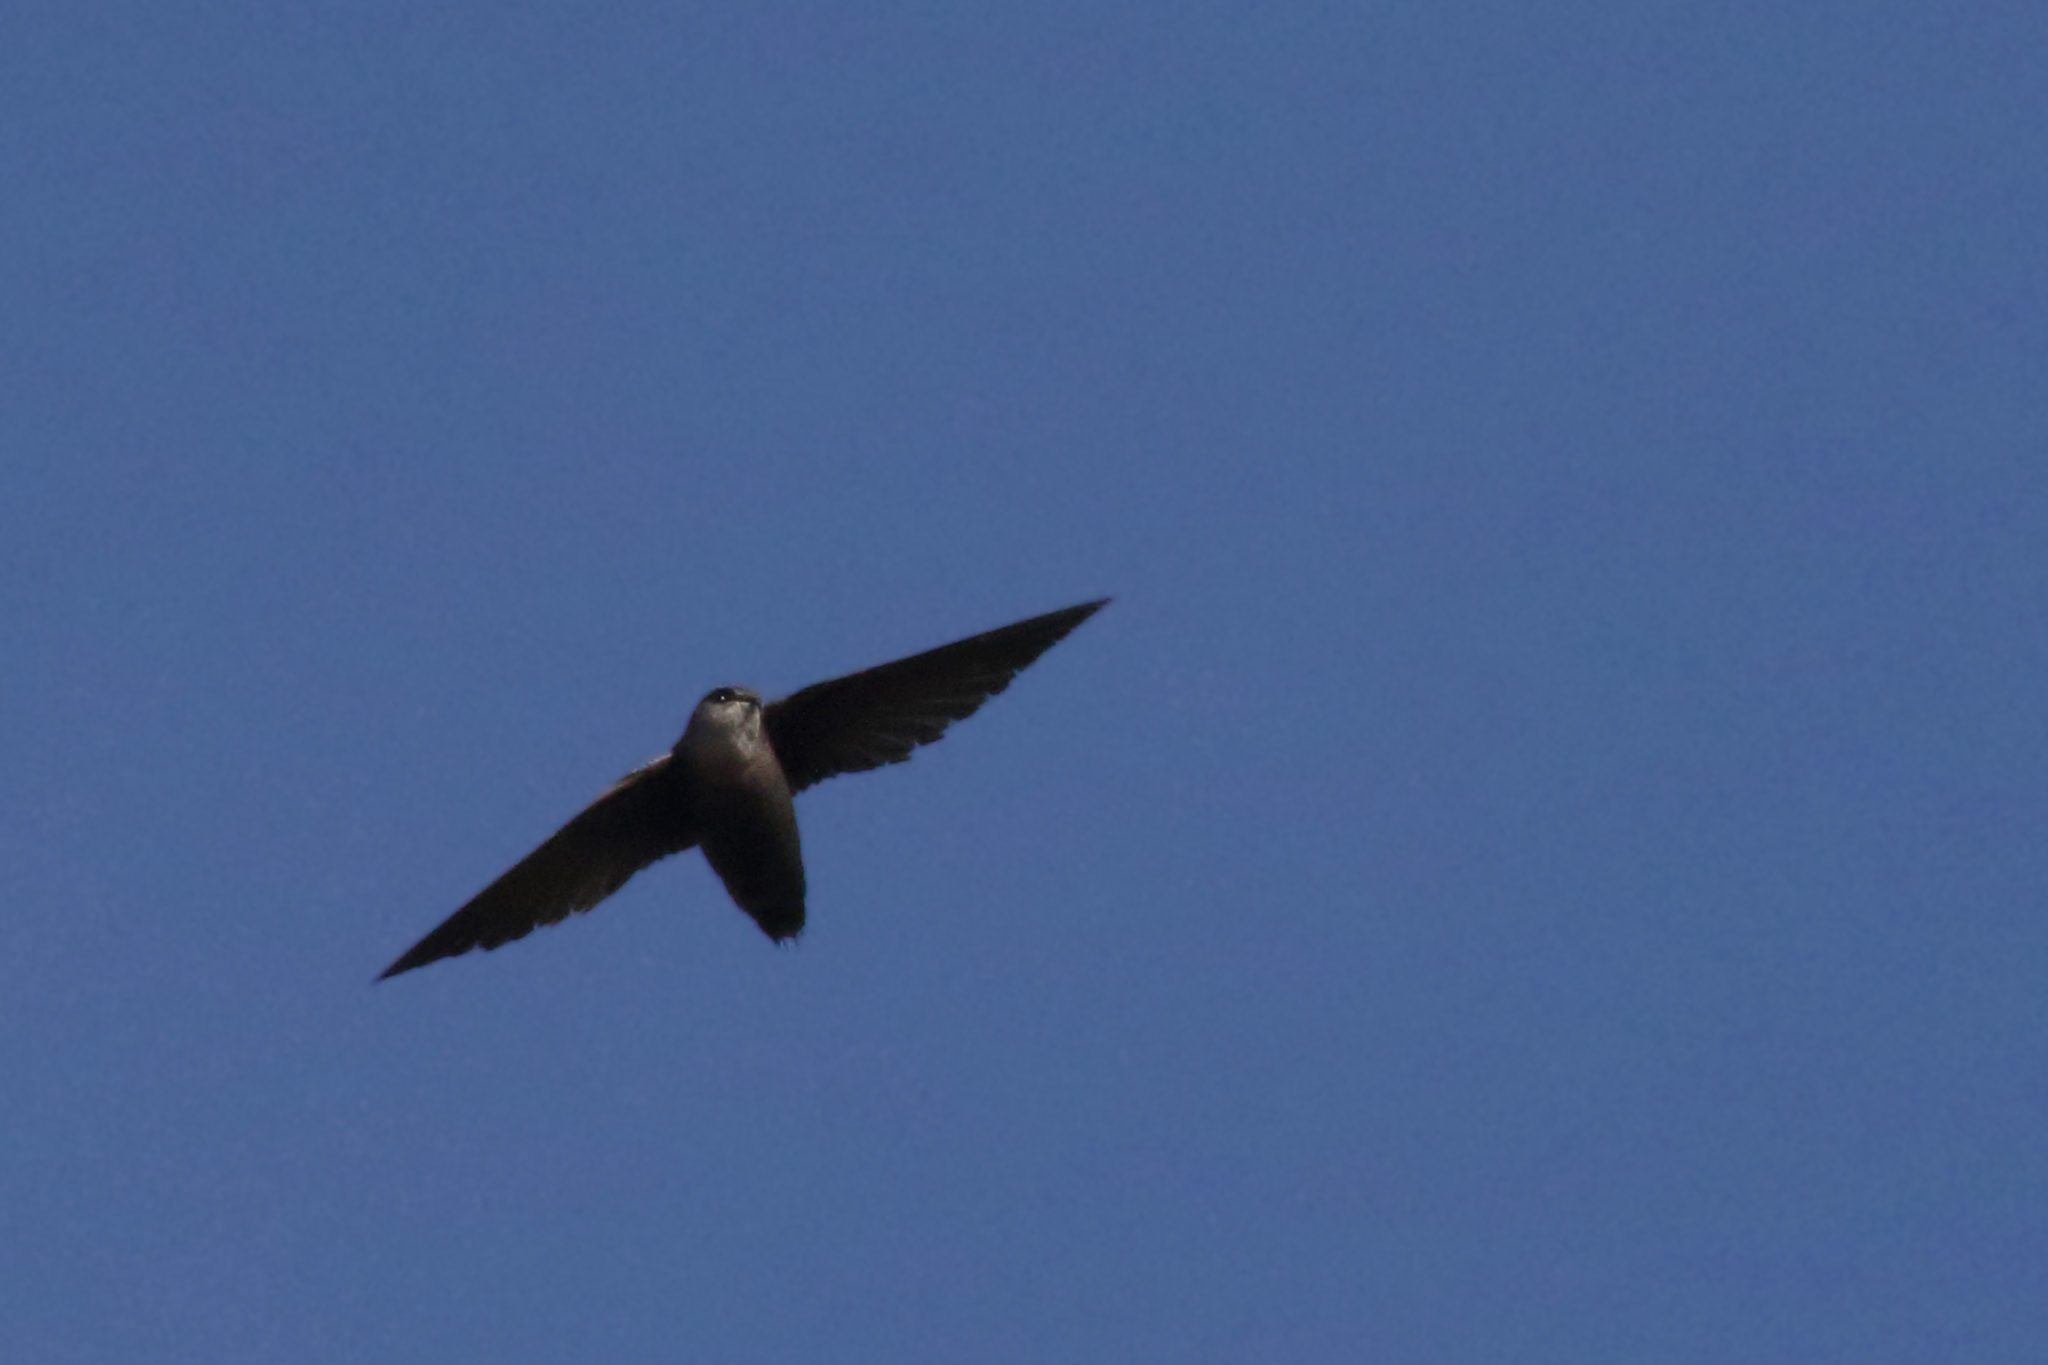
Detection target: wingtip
<box><xmin>376</xmin><ymin>941</ymin><xmax>447</xmax><ymax>981</ymax></box>
<box><xmin>1057</xmin><ymin>597</ymin><xmax>1111</xmax><ymax>635</ymax></box>
<box><xmin>1054</xmin><ymin>597</ymin><xmax>1111</xmax><ymax>625</ymax></box>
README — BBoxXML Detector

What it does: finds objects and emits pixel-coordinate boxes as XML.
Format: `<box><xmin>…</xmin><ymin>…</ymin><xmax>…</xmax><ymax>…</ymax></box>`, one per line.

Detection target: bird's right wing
<box><xmin>763</xmin><ymin>599</ymin><xmax>1107</xmax><ymax>794</ymax></box>
<box><xmin>378</xmin><ymin>754</ymin><xmax>698</xmax><ymax>979</ymax></box>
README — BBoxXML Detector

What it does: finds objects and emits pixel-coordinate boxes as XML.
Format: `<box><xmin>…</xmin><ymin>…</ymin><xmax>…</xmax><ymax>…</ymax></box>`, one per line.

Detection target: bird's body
<box><xmin>676</xmin><ymin>687</ymin><xmax>806</xmax><ymax>941</ymax></box>
<box><xmin>379</xmin><ymin>599</ymin><xmax>1106</xmax><ymax>978</ymax></box>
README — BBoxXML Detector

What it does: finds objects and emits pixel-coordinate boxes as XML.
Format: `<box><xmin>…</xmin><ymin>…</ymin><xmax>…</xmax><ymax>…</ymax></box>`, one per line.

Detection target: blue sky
<box><xmin>6</xmin><ymin>3</ymin><xmax>2046</xmax><ymax>1360</ymax></box>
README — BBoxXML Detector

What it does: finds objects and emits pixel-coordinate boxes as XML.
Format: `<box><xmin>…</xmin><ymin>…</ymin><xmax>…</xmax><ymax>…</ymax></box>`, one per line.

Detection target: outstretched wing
<box><xmin>379</xmin><ymin>755</ymin><xmax>698</xmax><ymax>979</ymax></box>
<box><xmin>763</xmin><ymin>599</ymin><xmax>1107</xmax><ymax>794</ymax></box>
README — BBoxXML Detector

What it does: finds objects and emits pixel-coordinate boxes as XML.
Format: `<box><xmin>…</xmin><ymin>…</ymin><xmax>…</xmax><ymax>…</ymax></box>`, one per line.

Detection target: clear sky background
<box><xmin>5</xmin><ymin>4</ymin><xmax>2046</xmax><ymax>1361</ymax></box>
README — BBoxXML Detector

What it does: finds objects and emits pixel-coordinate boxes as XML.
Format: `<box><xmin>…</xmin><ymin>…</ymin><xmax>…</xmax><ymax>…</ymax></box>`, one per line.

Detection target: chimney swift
<box><xmin>378</xmin><ymin>599</ymin><xmax>1107</xmax><ymax>978</ymax></box>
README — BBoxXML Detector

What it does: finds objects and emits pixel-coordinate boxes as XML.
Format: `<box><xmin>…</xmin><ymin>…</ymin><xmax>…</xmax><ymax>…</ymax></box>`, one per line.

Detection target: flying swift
<box><xmin>379</xmin><ymin>599</ymin><xmax>1107</xmax><ymax>978</ymax></box>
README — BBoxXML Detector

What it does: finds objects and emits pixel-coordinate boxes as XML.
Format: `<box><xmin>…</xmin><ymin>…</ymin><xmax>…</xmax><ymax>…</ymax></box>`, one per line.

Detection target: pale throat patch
<box><xmin>678</xmin><ymin>697</ymin><xmax>767</xmax><ymax>780</ymax></box>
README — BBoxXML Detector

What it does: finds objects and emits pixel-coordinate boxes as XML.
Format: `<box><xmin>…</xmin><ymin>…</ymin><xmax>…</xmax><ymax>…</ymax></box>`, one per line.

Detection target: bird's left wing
<box><xmin>763</xmin><ymin>599</ymin><xmax>1107</xmax><ymax>794</ymax></box>
<box><xmin>378</xmin><ymin>754</ymin><xmax>698</xmax><ymax>979</ymax></box>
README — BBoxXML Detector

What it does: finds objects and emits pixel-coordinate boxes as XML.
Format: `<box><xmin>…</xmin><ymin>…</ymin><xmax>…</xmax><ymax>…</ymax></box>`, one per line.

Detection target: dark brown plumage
<box><xmin>378</xmin><ymin>599</ymin><xmax>1106</xmax><ymax>979</ymax></box>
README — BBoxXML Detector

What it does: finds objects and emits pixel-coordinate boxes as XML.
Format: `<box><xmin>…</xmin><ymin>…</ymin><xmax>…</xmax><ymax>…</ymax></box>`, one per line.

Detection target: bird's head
<box><xmin>697</xmin><ymin>684</ymin><xmax>760</xmax><ymax>715</ymax></box>
<box><xmin>676</xmin><ymin>685</ymin><xmax>764</xmax><ymax>752</ymax></box>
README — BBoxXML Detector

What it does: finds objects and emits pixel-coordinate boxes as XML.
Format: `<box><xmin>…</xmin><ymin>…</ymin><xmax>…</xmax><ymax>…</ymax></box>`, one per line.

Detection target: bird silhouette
<box><xmin>379</xmin><ymin>599</ymin><xmax>1107</xmax><ymax>978</ymax></box>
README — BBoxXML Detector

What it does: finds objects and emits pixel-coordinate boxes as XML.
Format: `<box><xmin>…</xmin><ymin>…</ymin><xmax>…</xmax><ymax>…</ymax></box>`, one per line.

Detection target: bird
<box><xmin>378</xmin><ymin>599</ymin><xmax>1108</xmax><ymax>978</ymax></box>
